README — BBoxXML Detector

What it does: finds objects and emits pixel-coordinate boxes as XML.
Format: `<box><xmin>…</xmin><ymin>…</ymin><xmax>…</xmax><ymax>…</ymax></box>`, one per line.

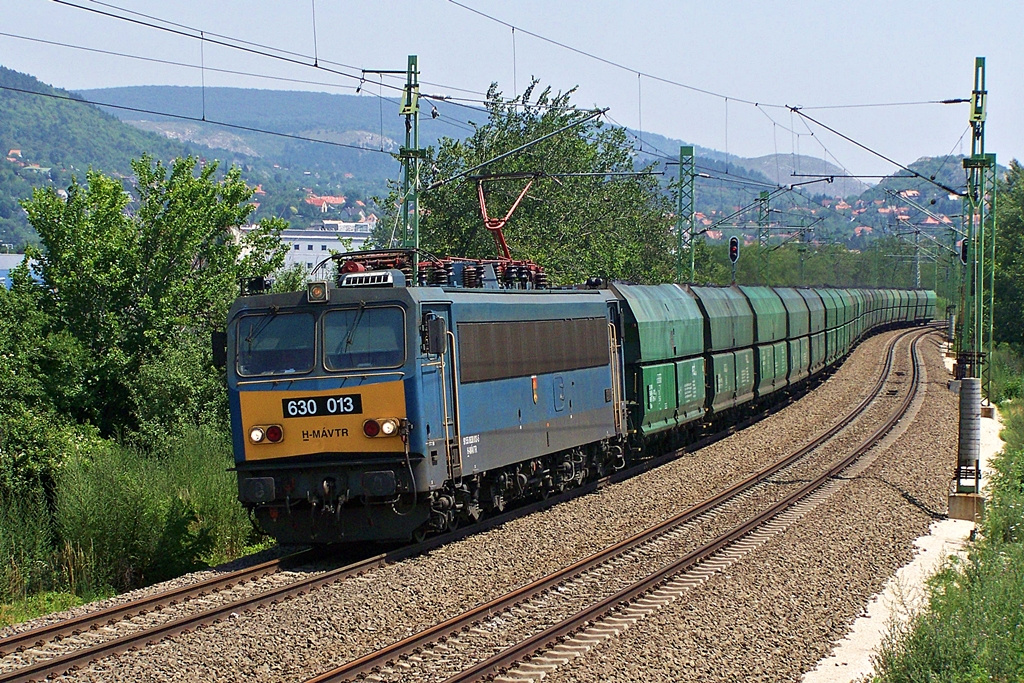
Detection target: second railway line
<box><xmin>0</xmin><ymin>325</ymin><xmax>952</xmax><ymax>683</ymax></box>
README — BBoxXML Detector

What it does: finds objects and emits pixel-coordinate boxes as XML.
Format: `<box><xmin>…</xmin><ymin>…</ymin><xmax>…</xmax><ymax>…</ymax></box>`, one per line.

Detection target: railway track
<box><xmin>0</xmin><ymin>551</ymin><xmax>311</xmax><ymax>659</ymax></box>
<box><xmin>0</xmin><ymin>326</ymin><xmax>925</xmax><ymax>683</ymax></box>
<box><xmin>302</xmin><ymin>326</ymin><xmax>930</xmax><ymax>683</ymax></box>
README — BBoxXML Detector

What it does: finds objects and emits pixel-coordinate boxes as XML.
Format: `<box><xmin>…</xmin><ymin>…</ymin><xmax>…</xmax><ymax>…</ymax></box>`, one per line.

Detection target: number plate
<box><xmin>281</xmin><ymin>394</ymin><xmax>363</xmax><ymax>418</ymax></box>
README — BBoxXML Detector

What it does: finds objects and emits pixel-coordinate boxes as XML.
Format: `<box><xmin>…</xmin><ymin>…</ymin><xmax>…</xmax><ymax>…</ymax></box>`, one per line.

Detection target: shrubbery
<box><xmin>0</xmin><ymin>426</ymin><xmax>262</xmax><ymax>619</ymax></box>
<box><xmin>873</xmin><ymin>351</ymin><xmax>1024</xmax><ymax>681</ymax></box>
<box><xmin>0</xmin><ymin>157</ymin><xmax>287</xmax><ymax>624</ymax></box>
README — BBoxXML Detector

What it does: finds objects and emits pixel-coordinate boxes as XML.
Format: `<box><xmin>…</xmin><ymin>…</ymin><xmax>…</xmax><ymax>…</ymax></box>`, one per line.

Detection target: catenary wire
<box><xmin>0</xmin><ymin>83</ymin><xmax>394</xmax><ymax>154</ymax></box>
<box><xmin>29</xmin><ymin>0</ymin><xmax>977</xmax><ymax>203</ymax></box>
<box><xmin>789</xmin><ymin>106</ymin><xmax>966</xmax><ymax>197</ymax></box>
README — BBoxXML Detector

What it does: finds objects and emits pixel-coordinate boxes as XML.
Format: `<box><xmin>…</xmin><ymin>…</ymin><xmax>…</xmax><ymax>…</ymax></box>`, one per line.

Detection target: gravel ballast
<box><xmin>10</xmin><ymin>328</ymin><xmax>945</xmax><ymax>683</ymax></box>
<box><xmin>542</xmin><ymin>332</ymin><xmax>956</xmax><ymax>682</ymax></box>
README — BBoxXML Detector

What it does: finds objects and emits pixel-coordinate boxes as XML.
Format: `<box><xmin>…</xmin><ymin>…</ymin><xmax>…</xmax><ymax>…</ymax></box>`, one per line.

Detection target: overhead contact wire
<box><xmin>0</xmin><ymin>83</ymin><xmax>393</xmax><ymax>154</ymax></box>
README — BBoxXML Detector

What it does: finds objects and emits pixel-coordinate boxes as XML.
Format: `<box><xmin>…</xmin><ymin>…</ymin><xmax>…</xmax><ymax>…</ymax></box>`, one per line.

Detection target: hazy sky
<box><xmin>1</xmin><ymin>0</ymin><xmax>1021</xmax><ymax>179</ymax></box>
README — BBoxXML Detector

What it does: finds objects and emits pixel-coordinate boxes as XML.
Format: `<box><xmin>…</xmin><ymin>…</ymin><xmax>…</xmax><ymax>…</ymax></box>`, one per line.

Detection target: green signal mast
<box><xmin>951</xmin><ymin>56</ymin><xmax>996</xmax><ymax>517</ymax></box>
<box><xmin>757</xmin><ymin>190</ymin><xmax>771</xmax><ymax>285</ymax></box>
<box><xmin>957</xmin><ymin>57</ymin><xmax>997</xmax><ymax>386</ymax></box>
<box><xmin>676</xmin><ymin>146</ymin><xmax>696</xmax><ymax>283</ymax></box>
<box><xmin>399</xmin><ymin>55</ymin><xmax>425</xmax><ymax>283</ymax></box>
<box><xmin>362</xmin><ymin>55</ymin><xmax>424</xmax><ymax>282</ymax></box>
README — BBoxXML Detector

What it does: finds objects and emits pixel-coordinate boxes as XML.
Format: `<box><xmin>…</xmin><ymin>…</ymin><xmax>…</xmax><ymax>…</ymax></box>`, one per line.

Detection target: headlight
<box><xmin>363</xmin><ymin>418</ymin><xmax>400</xmax><ymax>438</ymax></box>
<box><xmin>249</xmin><ymin>425</ymin><xmax>283</xmax><ymax>444</ymax></box>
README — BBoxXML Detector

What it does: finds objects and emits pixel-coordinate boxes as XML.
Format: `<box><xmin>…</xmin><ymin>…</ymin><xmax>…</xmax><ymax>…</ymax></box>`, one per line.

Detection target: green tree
<box><xmin>0</xmin><ymin>262</ymin><xmax>103</xmax><ymax>493</ymax></box>
<box><xmin>18</xmin><ymin>155</ymin><xmax>288</xmax><ymax>438</ymax></box>
<box><xmin>381</xmin><ymin>82</ymin><xmax>675</xmax><ymax>285</ymax></box>
<box><xmin>995</xmin><ymin>161</ymin><xmax>1024</xmax><ymax>348</ymax></box>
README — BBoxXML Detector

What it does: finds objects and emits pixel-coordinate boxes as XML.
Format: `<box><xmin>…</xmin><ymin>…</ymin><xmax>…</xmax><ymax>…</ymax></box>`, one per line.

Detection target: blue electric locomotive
<box><xmin>223</xmin><ymin>250</ymin><xmax>936</xmax><ymax>544</ymax></box>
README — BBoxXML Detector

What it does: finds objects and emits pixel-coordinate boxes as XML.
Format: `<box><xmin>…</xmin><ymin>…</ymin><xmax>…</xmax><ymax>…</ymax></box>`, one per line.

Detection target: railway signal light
<box><xmin>729</xmin><ymin>236</ymin><xmax>740</xmax><ymax>264</ymax></box>
<box><xmin>960</xmin><ymin>238</ymin><xmax>969</xmax><ymax>265</ymax></box>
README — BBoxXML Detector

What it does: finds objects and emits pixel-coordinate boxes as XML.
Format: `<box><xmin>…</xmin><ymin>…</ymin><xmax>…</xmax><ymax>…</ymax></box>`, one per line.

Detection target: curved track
<box><xmin>0</xmin><ymin>326</ymin><xmax>926</xmax><ymax>683</ymax></box>
<box><xmin>302</xmin><ymin>326</ymin><xmax>930</xmax><ymax>683</ymax></box>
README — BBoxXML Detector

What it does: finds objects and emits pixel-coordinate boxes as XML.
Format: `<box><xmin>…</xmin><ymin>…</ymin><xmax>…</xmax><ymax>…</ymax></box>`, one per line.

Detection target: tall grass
<box><xmin>989</xmin><ymin>343</ymin><xmax>1024</xmax><ymax>404</ymax></box>
<box><xmin>159</xmin><ymin>426</ymin><xmax>256</xmax><ymax>565</ymax></box>
<box><xmin>1</xmin><ymin>425</ymin><xmax>263</xmax><ymax>624</ymax></box>
<box><xmin>0</xmin><ymin>483</ymin><xmax>54</xmax><ymax>602</ymax></box>
<box><xmin>56</xmin><ymin>441</ymin><xmax>215</xmax><ymax>591</ymax></box>
<box><xmin>873</xmin><ymin>396</ymin><xmax>1024</xmax><ymax>681</ymax></box>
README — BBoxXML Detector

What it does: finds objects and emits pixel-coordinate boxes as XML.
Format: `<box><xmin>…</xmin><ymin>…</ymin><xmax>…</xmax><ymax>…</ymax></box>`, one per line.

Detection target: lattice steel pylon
<box><xmin>958</xmin><ymin>58</ymin><xmax>997</xmax><ymax>395</ymax></box>
<box><xmin>675</xmin><ymin>146</ymin><xmax>696</xmax><ymax>283</ymax></box>
<box><xmin>757</xmin><ymin>191</ymin><xmax>770</xmax><ymax>285</ymax></box>
<box><xmin>951</xmin><ymin>56</ymin><xmax>996</xmax><ymax>514</ymax></box>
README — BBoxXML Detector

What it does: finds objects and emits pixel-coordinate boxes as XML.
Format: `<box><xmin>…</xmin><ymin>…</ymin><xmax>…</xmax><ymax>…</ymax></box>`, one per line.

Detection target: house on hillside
<box><xmin>304</xmin><ymin>193</ymin><xmax>347</xmax><ymax>213</ymax></box>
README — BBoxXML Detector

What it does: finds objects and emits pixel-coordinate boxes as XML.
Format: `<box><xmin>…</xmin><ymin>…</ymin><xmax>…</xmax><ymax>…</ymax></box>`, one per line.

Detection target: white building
<box><xmin>242</xmin><ymin>219</ymin><xmax>377</xmax><ymax>273</ymax></box>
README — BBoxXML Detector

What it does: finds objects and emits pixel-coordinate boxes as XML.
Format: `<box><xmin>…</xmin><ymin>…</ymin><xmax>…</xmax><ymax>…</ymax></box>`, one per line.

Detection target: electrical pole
<box><xmin>951</xmin><ymin>56</ymin><xmax>996</xmax><ymax>520</ymax></box>
<box><xmin>675</xmin><ymin>146</ymin><xmax>696</xmax><ymax>283</ymax></box>
<box><xmin>757</xmin><ymin>191</ymin><xmax>770</xmax><ymax>285</ymax></box>
<box><xmin>398</xmin><ymin>55</ymin><xmax>424</xmax><ymax>282</ymax></box>
<box><xmin>914</xmin><ymin>227</ymin><xmax>921</xmax><ymax>288</ymax></box>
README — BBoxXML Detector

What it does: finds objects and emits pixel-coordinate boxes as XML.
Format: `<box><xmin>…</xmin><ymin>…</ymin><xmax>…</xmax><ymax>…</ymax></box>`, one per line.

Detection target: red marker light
<box><xmin>266</xmin><ymin>425</ymin><xmax>283</xmax><ymax>443</ymax></box>
<box><xmin>363</xmin><ymin>419</ymin><xmax>381</xmax><ymax>437</ymax></box>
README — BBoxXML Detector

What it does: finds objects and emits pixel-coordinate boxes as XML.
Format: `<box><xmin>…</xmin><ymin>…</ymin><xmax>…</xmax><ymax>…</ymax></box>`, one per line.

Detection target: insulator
<box><xmin>463</xmin><ymin>265</ymin><xmax>481</xmax><ymax>288</ymax></box>
<box><xmin>431</xmin><ymin>262</ymin><xmax>453</xmax><ymax>286</ymax></box>
<box><xmin>418</xmin><ymin>266</ymin><xmax>430</xmax><ymax>286</ymax></box>
<box><xmin>534</xmin><ymin>272</ymin><xmax>548</xmax><ymax>289</ymax></box>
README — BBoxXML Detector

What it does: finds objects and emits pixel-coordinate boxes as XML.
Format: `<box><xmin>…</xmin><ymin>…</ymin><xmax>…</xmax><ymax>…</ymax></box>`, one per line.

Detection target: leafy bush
<box><xmin>0</xmin><ymin>483</ymin><xmax>53</xmax><ymax>602</ymax></box>
<box><xmin>128</xmin><ymin>330</ymin><xmax>228</xmax><ymax>450</ymax></box>
<box><xmin>55</xmin><ymin>443</ymin><xmax>213</xmax><ymax>592</ymax></box>
<box><xmin>0</xmin><ymin>405</ymin><xmax>104</xmax><ymax>496</ymax></box>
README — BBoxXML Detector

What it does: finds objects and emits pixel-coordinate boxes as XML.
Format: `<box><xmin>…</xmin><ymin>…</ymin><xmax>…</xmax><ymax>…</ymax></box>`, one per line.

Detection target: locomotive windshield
<box><xmin>236</xmin><ymin>312</ymin><xmax>315</xmax><ymax>377</ymax></box>
<box><xmin>324</xmin><ymin>306</ymin><xmax>406</xmax><ymax>370</ymax></box>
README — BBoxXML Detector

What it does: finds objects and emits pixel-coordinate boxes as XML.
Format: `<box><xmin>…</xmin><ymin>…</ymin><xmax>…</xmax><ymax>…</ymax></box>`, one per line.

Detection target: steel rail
<box><xmin>304</xmin><ymin>326</ymin><xmax>927</xmax><ymax>683</ymax></box>
<box><xmin>0</xmin><ymin>551</ymin><xmax>312</xmax><ymax>657</ymax></box>
<box><xmin>444</xmin><ymin>328</ymin><xmax>928</xmax><ymax>683</ymax></box>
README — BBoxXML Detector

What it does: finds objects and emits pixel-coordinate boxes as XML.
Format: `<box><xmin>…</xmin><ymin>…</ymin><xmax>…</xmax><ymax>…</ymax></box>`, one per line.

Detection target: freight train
<box><xmin>222</xmin><ymin>250</ymin><xmax>935</xmax><ymax>545</ymax></box>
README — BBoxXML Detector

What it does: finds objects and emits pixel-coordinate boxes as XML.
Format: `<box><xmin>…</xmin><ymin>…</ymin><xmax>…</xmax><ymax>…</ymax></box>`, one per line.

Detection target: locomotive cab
<box><xmin>226</xmin><ymin>274</ymin><xmax>434</xmax><ymax>544</ymax></box>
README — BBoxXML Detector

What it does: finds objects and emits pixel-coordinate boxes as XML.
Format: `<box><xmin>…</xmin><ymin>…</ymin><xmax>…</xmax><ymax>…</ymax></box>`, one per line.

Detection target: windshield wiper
<box><xmin>343</xmin><ymin>302</ymin><xmax>366</xmax><ymax>349</ymax></box>
<box><xmin>244</xmin><ymin>306</ymin><xmax>280</xmax><ymax>352</ymax></box>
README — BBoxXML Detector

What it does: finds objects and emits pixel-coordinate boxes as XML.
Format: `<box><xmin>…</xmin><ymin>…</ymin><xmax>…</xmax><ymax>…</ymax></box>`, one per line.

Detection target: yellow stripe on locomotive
<box><xmin>238</xmin><ymin>380</ymin><xmax>407</xmax><ymax>461</ymax></box>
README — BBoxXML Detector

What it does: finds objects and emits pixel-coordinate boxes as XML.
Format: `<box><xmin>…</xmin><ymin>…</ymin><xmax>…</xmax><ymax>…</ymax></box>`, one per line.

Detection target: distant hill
<box><xmin>0</xmin><ymin>74</ymin><xmax>989</xmax><ymax>250</ymax></box>
<box><xmin>0</xmin><ymin>67</ymin><xmax>188</xmax><ymax>246</ymax></box>
<box><xmin>79</xmin><ymin>86</ymin><xmax>456</xmax><ymax>181</ymax></box>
